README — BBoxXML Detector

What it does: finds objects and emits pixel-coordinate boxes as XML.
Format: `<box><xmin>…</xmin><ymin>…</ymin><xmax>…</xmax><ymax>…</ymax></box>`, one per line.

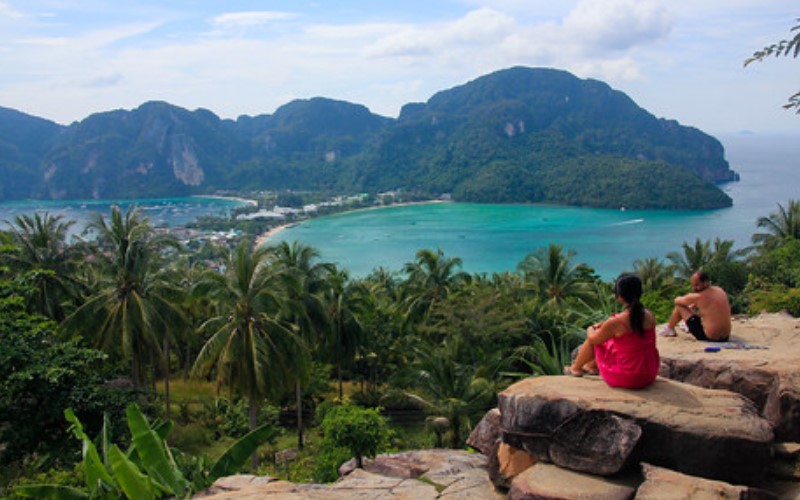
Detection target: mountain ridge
<box><xmin>0</xmin><ymin>67</ymin><xmax>736</xmax><ymax>209</ymax></box>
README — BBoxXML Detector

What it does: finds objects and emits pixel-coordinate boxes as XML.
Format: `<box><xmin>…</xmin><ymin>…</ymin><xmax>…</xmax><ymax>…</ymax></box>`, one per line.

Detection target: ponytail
<box><xmin>629</xmin><ymin>298</ymin><xmax>645</xmax><ymax>335</ymax></box>
<box><xmin>615</xmin><ymin>273</ymin><xmax>646</xmax><ymax>335</ymax></box>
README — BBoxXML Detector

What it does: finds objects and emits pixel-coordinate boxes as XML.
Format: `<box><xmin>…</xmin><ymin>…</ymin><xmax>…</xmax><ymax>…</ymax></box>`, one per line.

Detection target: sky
<box><xmin>0</xmin><ymin>0</ymin><xmax>797</xmax><ymax>135</ymax></box>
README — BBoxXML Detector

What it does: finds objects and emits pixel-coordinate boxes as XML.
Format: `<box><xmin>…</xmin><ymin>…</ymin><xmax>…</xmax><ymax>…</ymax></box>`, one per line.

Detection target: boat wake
<box><xmin>610</xmin><ymin>218</ymin><xmax>645</xmax><ymax>226</ymax></box>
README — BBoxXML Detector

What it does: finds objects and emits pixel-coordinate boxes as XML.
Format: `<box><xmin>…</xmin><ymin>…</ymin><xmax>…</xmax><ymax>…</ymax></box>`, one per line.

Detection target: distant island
<box><xmin>0</xmin><ymin>67</ymin><xmax>736</xmax><ymax>209</ymax></box>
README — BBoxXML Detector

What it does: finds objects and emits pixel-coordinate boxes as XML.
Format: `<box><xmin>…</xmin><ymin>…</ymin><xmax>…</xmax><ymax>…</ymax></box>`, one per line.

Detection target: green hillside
<box><xmin>0</xmin><ymin>67</ymin><xmax>736</xmax><ymax>209</ymax></box>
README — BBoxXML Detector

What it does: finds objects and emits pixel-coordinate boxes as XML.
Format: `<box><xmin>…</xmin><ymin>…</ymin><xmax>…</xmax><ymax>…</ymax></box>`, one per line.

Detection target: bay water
<box><xmin>0</xmin><ymin>134</ymin><xmax>796</xmax><ymax>280</ymax></box>
<box><xmin>0</xmin><ymin>196</ymin><xmax>245</xmax><ymax>237</ymax></box>
<box><xmin>270</xmin><ymin>134</ymin><xmax>800</xmax><ymax>279</ymax></box>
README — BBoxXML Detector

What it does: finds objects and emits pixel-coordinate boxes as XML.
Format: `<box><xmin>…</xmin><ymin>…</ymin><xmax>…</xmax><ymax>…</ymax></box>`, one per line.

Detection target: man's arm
<box><xmin>675</xmin><ymin>292</ymin><xmax>702</xmax><ymax>307</ymax></box>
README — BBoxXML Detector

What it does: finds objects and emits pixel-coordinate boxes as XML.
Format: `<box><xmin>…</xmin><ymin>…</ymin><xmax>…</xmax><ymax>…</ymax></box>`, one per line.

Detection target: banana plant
<box><xmin>16</xmin><ymin>403</ymin><xmax>277</xmax><ymax>499</ymax></box>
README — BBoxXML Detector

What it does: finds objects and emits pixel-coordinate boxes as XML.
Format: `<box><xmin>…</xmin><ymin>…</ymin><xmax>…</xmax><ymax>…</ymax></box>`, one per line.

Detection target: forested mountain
<box><xmin>0</xmin><ymin>67</ymin><xmax>736</xmax><ymax>208</ymax></box>
<box><xmin>0</xmin><ymin>106</ymin><xmax>62</xmax><ymax>200</ymax></box>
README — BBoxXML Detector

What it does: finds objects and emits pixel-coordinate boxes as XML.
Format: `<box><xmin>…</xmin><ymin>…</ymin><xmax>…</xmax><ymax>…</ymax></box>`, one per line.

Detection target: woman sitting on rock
<box><xmin>565</xmin><ymin>273</ymin><xmax>660</xmax><ymax>389</ymax></box>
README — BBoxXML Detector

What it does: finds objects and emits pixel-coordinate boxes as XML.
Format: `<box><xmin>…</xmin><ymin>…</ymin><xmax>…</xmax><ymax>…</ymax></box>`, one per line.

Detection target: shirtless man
<box><xmin>658</xmin><ymin>270</ymin><xmax>731</xmax><ymax>341</ymax></box>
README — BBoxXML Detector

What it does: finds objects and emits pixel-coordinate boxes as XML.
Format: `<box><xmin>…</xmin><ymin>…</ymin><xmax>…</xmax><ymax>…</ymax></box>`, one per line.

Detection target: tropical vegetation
<box><xmin>2</xmin><ymin>199</ymin><xmax>800</xmax><ymax>497</ymax></box>
<box><xmin>0</xmin><ymin>67</ymin><xmax>736</xmax><ymax>209</ymax></box>
<box><xmin>745</xmin><ymin>18</ymin><xmax>800</xmax><ymax>112</ymax></box>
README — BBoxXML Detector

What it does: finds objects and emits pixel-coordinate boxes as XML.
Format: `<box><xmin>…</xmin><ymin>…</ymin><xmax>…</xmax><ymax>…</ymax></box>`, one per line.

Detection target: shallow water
<box><xmin>0</xmin><ymin>196</ymin><xmax>244</xmax><ymax>237</ymax></box>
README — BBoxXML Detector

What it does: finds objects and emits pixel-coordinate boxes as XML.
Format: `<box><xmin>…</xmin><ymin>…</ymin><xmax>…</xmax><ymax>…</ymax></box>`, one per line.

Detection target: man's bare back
<box><xmin>660</xmin><ymin>271</ymin><xmax>732</xmax><ymax>341</ymax></box>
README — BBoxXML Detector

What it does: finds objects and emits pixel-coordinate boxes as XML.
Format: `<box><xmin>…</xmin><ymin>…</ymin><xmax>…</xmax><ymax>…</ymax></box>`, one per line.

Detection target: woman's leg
<box><xmin>568</xmin><ymin>339</ymin><xmax>595</xmax><ymax>374</ymax></box>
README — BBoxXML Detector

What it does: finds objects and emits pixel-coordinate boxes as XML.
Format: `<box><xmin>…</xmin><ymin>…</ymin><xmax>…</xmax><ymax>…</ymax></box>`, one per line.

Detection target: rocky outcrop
<box><xmin>497</xmin><ymin>376</ymin><xmax>773</xmax><ymax>484</ymax></box>
<box><xmin>197</xmin><ymin>314</ymin><xmax>800</xmax><ymax>499</ymax></box>
<box><xmin>635</xmin><ymin>463</ymin><xmax>776</xmax><ymax>499</ymax></box>
<box><xmin>170</xmin><ymin>135</ymin><xmax>204</xmax><ymax>186</ymax></box>
<box><xmin>467</xmin><ymin>407</ymin><xmax>501</xmax><ymax>454</ymax></box>
<box><xmin>508</xmin><ymin>462</ymin><xmax>637</xmax><ymax>500</ymax></box>
<box><xmin>196</xmin><ymin>450</ymin><xmax>502</xmax><ymax>499</ymax></box>
<box><xmin>658</xmin><ymin>312</ymin><xmax>800</xmax><ymax>441</ymax></box>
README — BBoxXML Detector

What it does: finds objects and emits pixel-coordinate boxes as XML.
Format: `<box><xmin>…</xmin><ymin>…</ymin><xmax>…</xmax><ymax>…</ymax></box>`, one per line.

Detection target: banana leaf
<box><xmin>107</xmin><ymin>445</ymin><xmax>157</xmax><ymax>500</ymax></box>
<box><xmin>14</xmin><ymin>484</ymin><xmax>89</xmax><ymax>499</ymax></box>
<box><xmin>206</xmin><ymin>423</ymin><xmax>277</xmax><ymax>485</ymax></box>
<box><xmin>153</xmin><ymin>419</ymin><xmax>173</xmax><ymax>441</ymax></box>
<box><xmin>64</xmin><ymin>409</ymin><xmax>115</xmax><ymax>493</ymax></box>
<box><xmin>125</xmin><ymin>404</ymin><xmax>188</xmax><ymax>497</ymax></box>
<box><xmin>125</xmin><ymin>418</ymin><xmax>173</xmax><ymax>464</ymax></box>
<box><xmin>99</xmin><ymin>412</ymin><xmax>112</xmax><ymax>468</ymax></box>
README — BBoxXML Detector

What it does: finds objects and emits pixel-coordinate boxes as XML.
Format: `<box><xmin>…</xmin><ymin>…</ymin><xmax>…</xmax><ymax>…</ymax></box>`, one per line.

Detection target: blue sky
<box><xmin>0</xmin><ymin>0</ymin><xmax>797</xmax><ymax>134</ymax></box>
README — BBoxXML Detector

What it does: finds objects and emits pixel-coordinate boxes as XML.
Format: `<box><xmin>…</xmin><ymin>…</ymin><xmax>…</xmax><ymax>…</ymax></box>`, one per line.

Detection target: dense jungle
<box><xmin>2</xmin><ymin>198</ymin><xmax>800</xmax><ymax>498</ymax></box>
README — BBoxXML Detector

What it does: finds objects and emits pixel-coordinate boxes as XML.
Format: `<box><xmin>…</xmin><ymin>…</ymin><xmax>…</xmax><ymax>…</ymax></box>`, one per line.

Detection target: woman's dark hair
<box><xmin>615</xmin><ymin>273</ymin><xmax>645</xmax><ymax>334</ymax></box>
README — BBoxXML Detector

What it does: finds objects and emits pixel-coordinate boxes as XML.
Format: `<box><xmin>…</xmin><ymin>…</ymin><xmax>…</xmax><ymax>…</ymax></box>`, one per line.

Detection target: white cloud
<box><xmin>36</xmin><ymin>21</ymin><xmax>161</xmax><ymax>51</ymax></box>
<box><xmin>0</xmin><ymin>0</ymin><xmax>796</xmax><ymax>134</ymax></box>
<box><xmin>83</xmin><ymin>73</ymin><xmax>123</xmax><ymax>88</ymax></box>
<box><xmin>0</xmin><ymin>1</ymin><xmax>24</xmax><ymax>19</ymax></box>
<box><xmin>211</xmin><ymin>11</ymin><xmax>296</xmax><ymax>28</ymax></box>
<box><xmin>16</xmin><ymin>36</ymin><xmax>68</xmax><ymax>46</ymax></box>
<box><xmin>564</xmin><ymin>0</ymin><xmax>673</xmax><ymax>53</ymax></box>
<box><xmin>443</xmin><ymin>7</ymin><xmax>517</xmax><ymax>44</ymax></box>
<box><xmin>364</xmin><ymin>8</ymin><xmax>516</xmax><ymax>58</ymax></box>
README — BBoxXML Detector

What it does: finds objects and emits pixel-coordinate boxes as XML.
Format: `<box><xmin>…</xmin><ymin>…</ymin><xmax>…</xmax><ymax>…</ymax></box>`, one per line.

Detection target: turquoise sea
<box><xmin>0</xmin><ymin>196</ymin><xmax>245</xmax><ymax>236</ymax></box>
<box><xmin>269</xmin><ymin>134</ymin><xmax>800</xmax><ymax>279</ymax></box>
<box><xmin>0</xmin><ymin>134</ymin><xmax>796</xmax><ymax>280</ymax></box>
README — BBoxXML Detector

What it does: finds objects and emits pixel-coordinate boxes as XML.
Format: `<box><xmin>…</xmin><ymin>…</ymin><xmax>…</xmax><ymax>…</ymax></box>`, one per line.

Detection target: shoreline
<box><xmin>255</xmin><ymin>222</ymin><xmax>297</xmax><ymax>247</ymax></box>
<box><xmin>255</xmin><ymin>199</ymin><xmax>448</xmax><ymax>247</ymax></box>
<box><xmin>192</xmin><ymin>194</ymin><xmax>258</xmax><ymax>206</ymax></box>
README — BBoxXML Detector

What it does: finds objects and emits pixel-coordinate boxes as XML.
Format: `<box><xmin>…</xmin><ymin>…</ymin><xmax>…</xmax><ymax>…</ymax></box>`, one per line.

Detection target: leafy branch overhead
<box><xmin>745</xmin><ymin>18</ymin><xmax>800</xmax><ymax>113</ymax></box>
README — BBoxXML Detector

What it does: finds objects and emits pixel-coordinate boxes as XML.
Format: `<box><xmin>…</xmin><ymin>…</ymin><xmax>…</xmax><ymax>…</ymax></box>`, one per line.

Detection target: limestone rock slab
<box><xmin>498</xmin><ymin>375</ymin><xmax>773</xmax><ymax>484</ymax></box>
<box><xmin>497</xmin><ymin>442</ymin><xmax>537</xmax><ymax>482</ymax></box>
<box><xmin>634</xmin><ymin>463</ymin><xmax>776</xmax><ymax>500</ymax></box>
<box><xmin>467</xmin><ymin>407</ymin><xmax>501</xmax><ymax>454</ymax></box>
<box><xmin>658</xmin><ymin>312</ymin><xmax>800</xmax><ymax>441</ymax></box>
<box><xmin>197</xmin><ymin>451</ymin><xmax>500</xmax><ymax>499</ymax></box>
<box><xmin>509</xmin><ymin>462</ymin><xmax>636</xmax><ymax>500</ymax></box>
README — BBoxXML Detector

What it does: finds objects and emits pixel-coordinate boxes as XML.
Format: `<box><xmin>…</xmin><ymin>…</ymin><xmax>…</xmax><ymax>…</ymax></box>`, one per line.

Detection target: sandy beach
<box><xmin>255</xmin><ymin>223</ymin><xmax>296</xmax><ymax>247</ymax></box>
<box><xmin>192</xmin><ymin>194</ymin><xmax>258</xmax><ymax>206</ymax></box>
<box><xmin>254</xmin><ymin>199</ymin><xmax>449</xmax><ymax>247</ymax></box>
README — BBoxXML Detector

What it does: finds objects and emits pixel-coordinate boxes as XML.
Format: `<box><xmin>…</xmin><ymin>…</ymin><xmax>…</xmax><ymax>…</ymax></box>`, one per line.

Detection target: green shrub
<box><xmin>14</xmin><ymin>404</ymin><xmax>278</xmax><ymax>499</ymax></box>
<box><xmin>169</xmin><ymin>422</ymin><xmax>211</xmax><ymax>454</ymax></box>
<box><xmin>0</xmin><ymin>276</ymin><xmax>137</xmax><ymax>468</ymax></box>
<box><xmin>199</xmin><ymin>398</ymin><xmax>280</xmax><ymax>439</ymax></box>
<box><xmin>319</xmin><ymin>404</ymin><xmax>390</xmax><ymax>470</ymax></box>
<box><xmin>312</xmin><ymin>446</ymin><xmax>351</xmax><ymax>483</ymax></box>
<box><xmin>642</xmin><ymin>290</ymin><xmax>674</xmax><ymax>324</ymax></box>
<box><xmin>747</xmin><ymin>285</ymin><xmax>800</xmax><ymax>317</ymax></box>
<box><xmin>5</xmin><ymin>465</ymin><xmax>83</xmax><ymax>500</ymax></box>
<box><xmin>751</xmin><ymin>239</ymin><xmax>800</xmax><ymax>288</ymax></box>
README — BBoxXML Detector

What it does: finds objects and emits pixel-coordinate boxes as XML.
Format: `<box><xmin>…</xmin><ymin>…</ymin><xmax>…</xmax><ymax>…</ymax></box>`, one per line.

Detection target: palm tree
<box><xmin>753</xmin><ymin>200</ymin><xmax>800</xmax><ymax>248</ymax></box>
<box><xmin>666</xmin><ymin>238</ymin><xmax>713</xmax><ymax>280</ymax></box>
<box><xmin>394</xmin><ymin>338</ymin><xmax>496</xmax><ymax>448</ymax></box>
<box><xmin>666</xmin><ymin>237</ymin><xmax>743</xmax><ymax>281</ymax></box>
<box><xmin>365</xmin><ymin>266</ymin><xmax>400</xmax><ymax>302</ymax></box>
<box><xmin>269</xmin><ymin>240</ymin><xmax>333</xmax><ymax>449</ymax></box>
<box><xmin>517</xmin><ymin>243</ymin><xmax>591</xmax><ymax>307</ymax></box>
<box><xmin>324</xmin><ymin>269</ymin><xmax>367</xmax><ymax>400</ymax></box>
<box><xmin>172</xmin><ymin>258</ymin><xmax>218</xmax><ymax>379</ymax></box>
<box><xmin>191</xmin><ymin>240</ymin><xmax>299</xmax><ymax>466</ymax></box>
<box><xmin>3</xmin><ymin>212</ymin><xmax>82</xmax><ymax>321</ymax></box>
<box><xmin>633</xmin><ymin>257</ymin><xmax>677</xmax><ymax>293</ymax></box>
<box><xmin>401</xmin><ymin>248</ymin><xmax>470</xmax><ymax>323</ymax></box>
<box><xmin>62</xmin><ymin>206</ymin><xmax>184</xmax><ymax>407</ymax></box>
